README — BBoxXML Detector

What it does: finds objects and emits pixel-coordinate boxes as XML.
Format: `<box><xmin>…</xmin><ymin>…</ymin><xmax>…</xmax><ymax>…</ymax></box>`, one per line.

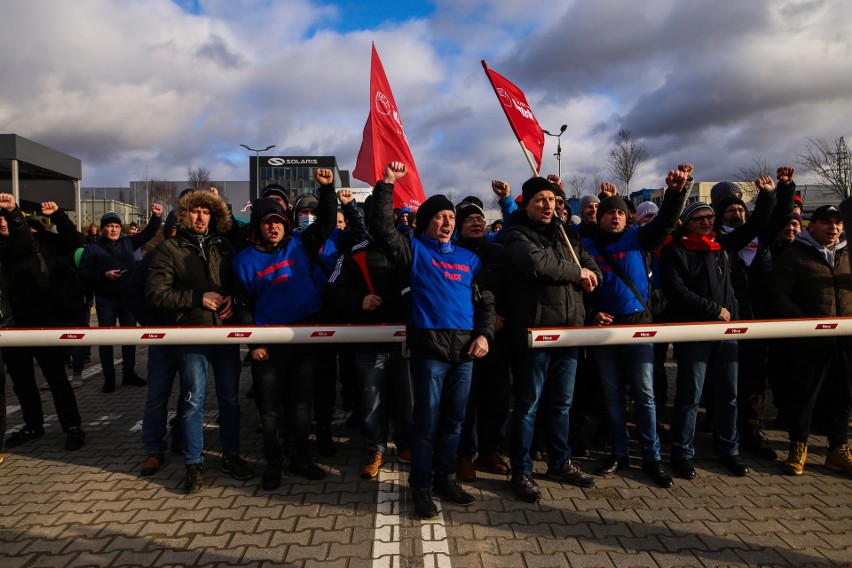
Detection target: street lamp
<box><xmin>240</xmin><ymin>144</ymin><xmax>276</xmax><ymax>197</ymax></box>
<box><xmin>542</xmin><ymin>124</ymin><xmax>567</xmax><ymax>180</ymax></box>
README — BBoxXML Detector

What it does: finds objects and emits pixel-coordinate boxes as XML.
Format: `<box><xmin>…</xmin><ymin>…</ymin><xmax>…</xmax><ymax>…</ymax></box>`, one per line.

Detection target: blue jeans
<box><xmin>594</xmin><ymin>343</ymin><xmax>660</xmax><ymax>461</ymax></box>
<box><xmin>95</xmin><ymin>296</ymin><xmax>137</xmax><ymax>375</ymax></box>
<box><xmin>510</xmin><ymin>347</ymin><xmax>578</xmax><ymax>475</ymax></box>
<box><xmin>178</xmin><ymin>344</ymin><xmax>242</xmax><ymax>465</ymax></box>
<box><xmin>408</xmin><ymin>353</ymin><xmax>472</xmax><ymax>489</ymax></box>
<box><xmin>141</xmin><ymin>345</ymin><xmax>184</xmax><ymax>455</ymax></box>
<box><xmin>355</xmin><ymin>345</ymin><xmax>413</xmax><ymax>453</ymax></box>
<box><xmin>670</xmin><ymin>340</ymin><xmax>740</xmax><ymax>459</ymax></box>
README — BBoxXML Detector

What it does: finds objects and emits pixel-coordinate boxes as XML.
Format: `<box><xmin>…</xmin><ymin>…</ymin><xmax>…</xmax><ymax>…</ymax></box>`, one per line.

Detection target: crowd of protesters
<box><xmin>0</xmin><ymin>161</ymin><xmax>849</xmax><ymax>520</ymax></box>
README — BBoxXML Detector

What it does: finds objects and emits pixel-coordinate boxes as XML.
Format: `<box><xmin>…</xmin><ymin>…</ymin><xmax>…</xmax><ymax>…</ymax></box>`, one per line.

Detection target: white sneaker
<box><xmin>69</xmin><ymin>375</ymin><xmax>84</xmax><ymax>389</ymax></box>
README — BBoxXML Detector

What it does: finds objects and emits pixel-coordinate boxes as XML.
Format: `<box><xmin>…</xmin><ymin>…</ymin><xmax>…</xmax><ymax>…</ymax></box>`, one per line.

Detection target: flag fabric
<box><xmin>353</xmin><ymin>43</ymin><xmax>426</xmax><ymax>211</ymax></box>
<box><xmin>240</xmin><ymin>200</ymin><xmax>252</xmax><ymax>212</ymax></box>
<box><xmin>481</xmin><ymin>60</ymin><xmax>545</xmax><ymax>172</ymax></box>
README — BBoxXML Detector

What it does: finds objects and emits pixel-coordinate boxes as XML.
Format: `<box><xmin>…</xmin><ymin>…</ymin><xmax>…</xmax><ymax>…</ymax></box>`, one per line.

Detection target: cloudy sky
<box><xmin>2</xmin><ymin>0</ymin><xmax>850</xmax><ymax>208</ymax></box>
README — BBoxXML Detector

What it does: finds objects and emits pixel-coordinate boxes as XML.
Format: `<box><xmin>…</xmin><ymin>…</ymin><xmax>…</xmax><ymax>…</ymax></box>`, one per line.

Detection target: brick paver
<box><xmin>1</xmin><ymin>346</ymin><xmax>850</xmax><ymax>567</ymax></box>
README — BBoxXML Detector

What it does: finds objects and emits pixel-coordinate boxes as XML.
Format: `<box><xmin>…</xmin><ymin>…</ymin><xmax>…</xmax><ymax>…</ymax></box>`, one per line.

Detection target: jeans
<box><xmin>3</xmin><ymin>346</ymin><xmax>82</xmax><ymax>432</ymax></box>
<box><xmin>178</xmin><ymin>344</ymin><xmax>241</xmax><ymax>465</ymax></box>
<box><xmin>95</xmin><ymin>296</ymin><xmax>137</xmax><ymax>375</ymax></box>
<box><xmin>141</xmin><ymin>345</ymin><xmax>184</xmax><ymax>455</ymax></box>
<box><xmin>594</xmin><ymin>343</ymin><xmax>660</xmax><ymax>461</ymax></box>
<box><xmin>510</xmin><ymin>347</ymin><xmax>578</xmax><ymax>475</ymax></box>
<box><xmin>408</xmin><ymin>353</ymin><xmax>473</xmax><ymax>489</ymax></box>
<box><xmin>670</xmin><ymin>340</ymin><xmax>739</xmax><ymax>459</ymax></box>
<box><xmin>253</xmin><ymin>344</ymin><xmax>317</xmax><ymax>462</ymax></box>
<box><xmin>355</xmin><ymin>344</ymin><xmax>413</xmax><ymax>453</ymax></box>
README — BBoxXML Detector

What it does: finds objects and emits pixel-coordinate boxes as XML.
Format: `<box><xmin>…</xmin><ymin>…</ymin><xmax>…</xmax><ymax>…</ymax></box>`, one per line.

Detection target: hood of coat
<box><xmin>176</xmin><ymin>190</ymin><xmax>232</xmax><ymax>235</ymax></box>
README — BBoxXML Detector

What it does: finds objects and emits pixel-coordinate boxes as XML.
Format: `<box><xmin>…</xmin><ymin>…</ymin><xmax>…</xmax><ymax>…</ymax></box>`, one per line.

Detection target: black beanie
<box><xmin>715</xmin><ymin>195</ymin><xmax>747</xmax><ymax>217</ymax></box>
<box><xmin>521</xmin><ymin>177</ymin><xmax>559</xmax><ymax>206</ymax></box>
<box><xmin>416</xmin><ymin>195</ymin><xmax>455</xmax><ymax>229</ymax></box>
<box><xmin>456</xmin><ymin>201</ymin><xmax>485</xmax><ymax>228</ymax></box>
<box><xmin>597</xmin><ymin>196</ymin><xmax>629</xmax><ymax>222</ymax></box>
<box><xmin>459</xmin><ymin>195</ymin><xmax>484</xmax><ymax>209</ymax></box>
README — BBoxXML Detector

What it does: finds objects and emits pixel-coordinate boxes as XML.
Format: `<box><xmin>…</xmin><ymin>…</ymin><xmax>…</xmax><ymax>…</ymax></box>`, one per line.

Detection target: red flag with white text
<box><xmin>481</xmin><ymin>60</ymin><xmax>545</xmax><ymax>173</ymax></box>
<box><xmin>353</xmin><ymin>44</ymin><xmax>425</xmax><ymax>210</ymax></box>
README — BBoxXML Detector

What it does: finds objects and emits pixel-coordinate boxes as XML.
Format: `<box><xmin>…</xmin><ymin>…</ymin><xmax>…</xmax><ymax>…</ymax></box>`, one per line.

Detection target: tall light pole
<box><xmin>542</xmin><ymin>124</ymin><xmax>568</xmax><ymax>180</ymax></box>
<box><xmin>240</xmin><ymin>144</ymin><xmax>276</xmax><ymax>198</ymax></box>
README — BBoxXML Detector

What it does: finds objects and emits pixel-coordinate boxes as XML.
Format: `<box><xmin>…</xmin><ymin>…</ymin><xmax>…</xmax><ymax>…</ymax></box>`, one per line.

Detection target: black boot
<box><xmin>102</xmin><ymin>372</ymin><xmax>116</xmax><ymax>393</ymax></box>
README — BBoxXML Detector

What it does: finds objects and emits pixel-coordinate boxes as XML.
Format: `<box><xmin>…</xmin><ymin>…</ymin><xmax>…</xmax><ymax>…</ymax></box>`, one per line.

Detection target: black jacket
<box><xmin>502</xmin><ymin>212</ymin><xmax>601</xmax><ymax>349</ymax></box>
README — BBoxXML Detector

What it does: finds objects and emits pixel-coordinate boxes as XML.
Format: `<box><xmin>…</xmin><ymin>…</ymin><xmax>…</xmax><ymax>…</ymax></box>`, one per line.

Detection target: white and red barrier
<box><xmin>0</xmin><ymin>317</ymin><xmax>849</xmax><ymax>347</ymax></box>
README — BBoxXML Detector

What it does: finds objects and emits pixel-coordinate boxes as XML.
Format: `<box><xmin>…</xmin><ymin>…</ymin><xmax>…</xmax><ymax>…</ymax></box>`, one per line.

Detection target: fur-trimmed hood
<box><xmin>176</xmin><ymin>190</ymin><xmax>232</xmax><ymax>234</ymax></box>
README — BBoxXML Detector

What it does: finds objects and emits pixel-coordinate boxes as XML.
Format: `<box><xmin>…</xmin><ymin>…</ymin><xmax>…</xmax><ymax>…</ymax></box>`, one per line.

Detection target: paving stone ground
<box><xmin>1</xmin><ymin>343</ymin><xmax>850</xmax><ymax>567</ymax></box>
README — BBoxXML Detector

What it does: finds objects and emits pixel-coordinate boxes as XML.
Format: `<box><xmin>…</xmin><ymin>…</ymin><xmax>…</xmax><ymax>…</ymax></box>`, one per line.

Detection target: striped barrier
<box><xmin>0</xmin><ymin>317</ymin><xmax>848</xmax><ymax>347</ymax></box>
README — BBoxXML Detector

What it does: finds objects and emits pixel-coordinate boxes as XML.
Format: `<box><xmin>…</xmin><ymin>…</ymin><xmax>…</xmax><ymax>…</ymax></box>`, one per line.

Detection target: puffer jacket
<box><xmin>145</xmin><ymin>190</ymin><xmax>237</xmax><ymax>327</ymax></box>
<box><xmin>771</xmin><ymin>231</ymin><xmax>852</xmax><ymax>347</ymax></box>
<box><xmin>501</xmin><ymin>211</ymin><xmax>601</xmax><ymax>349</ymax></box>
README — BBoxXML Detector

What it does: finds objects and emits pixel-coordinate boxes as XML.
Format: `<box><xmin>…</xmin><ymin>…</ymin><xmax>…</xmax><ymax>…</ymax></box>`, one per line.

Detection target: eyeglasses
<box><xmin>463</xmin><ymin>216</ymin><xmax>486</xmax><ymax>224</ymax></box>
<box><xmin>689</xmin><ymin>214</ymin><xmax>715</xmax><ymax>224</ymax></box>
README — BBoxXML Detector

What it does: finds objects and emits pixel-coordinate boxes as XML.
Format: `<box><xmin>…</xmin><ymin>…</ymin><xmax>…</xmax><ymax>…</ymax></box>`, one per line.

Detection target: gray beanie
<box><xmin>580</xmin><ymin>195</ymin><xmax>600</xmax><ymax>209</ymax></box>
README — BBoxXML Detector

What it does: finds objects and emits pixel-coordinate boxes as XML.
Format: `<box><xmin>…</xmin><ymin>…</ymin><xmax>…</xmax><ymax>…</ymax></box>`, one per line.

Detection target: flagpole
<box><xmin>519</xmin><ymin>141</ymin><xmax>539</xmax><ymax>177</ymax></box>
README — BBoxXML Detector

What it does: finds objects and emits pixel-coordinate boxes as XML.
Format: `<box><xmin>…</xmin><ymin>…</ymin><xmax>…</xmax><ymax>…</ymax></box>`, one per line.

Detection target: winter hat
<box><xmin>580</xmin><ymin>194</ymin><xmax>600</xmax><ymax>210</ymax></box>
<box><xmin>597</xmin><ymin>195</ymin><xmax>629</xmax><ymax>222</ymax></box>
<box><xmin>250</xmin><ymin>197</ymin><xmax>291</xmax><ymax>238</ymax></box>
<box><xmin>163</xmin><ymin>210</ymin><xmax>179</xmax><ymax>237</ymax></box>
<box><xmin>793</xmin><ymin>195</ymin><xmax>804</xmax><ymax>210</ymax></box>
<box><xmin>416</xmin><ymin>194</ymin><xmax>455</xmax><ymax>229</ymax></box>
<box><xmin>521</xmin><ymin>177</ymin><xmax>558</xmax><ymax>206</ymax></box>
<box><xmin>262</xmin><ymin>184</ymin><xmax>291</xmax><ymax>210</ymax></box>
<box><xmin>491</xmin><ymin>219</ymin><xmax>504</xmax><ymax>230</ymax></box>
<box><xmin>456</xmin><ymin>201</ymin><xmax>486</xmax><ymax>227</ymax></box>
<box><xmin>635</xmin><ymin>201</ymin><xmax>659</xmax><ymax>224</ymax></box>
<box><xmin>715</xmin><ymin>195</ymin><xmax>748</xmax><ymax>217</ymax></box>
<box><xmin>710</xmin><ymin>181</ymin><xmax>743</xmax><ymax>207</ymax></box>
<box><xmin>293</xmin><ymin>193</ymin><xmax>319</xmax><ymax>218</ymax></box>
<box><xmin>681</xmin><ymin>201</ymin><xmax>714</xmax><ymax>224</ymax></box>
<box><xmin>789</xmin><ymin>211</ymin><xmax>804</xmax><ymax>226</ymax></box>
<box><xmin>100</xmin><ymin>211</ymin><xmax>122</xmax><ymax>227</ymax></box>
<box><xmin>459</xmin><ymin>195</ymin><xmax>484</xmax><ymax>209</ymax></box>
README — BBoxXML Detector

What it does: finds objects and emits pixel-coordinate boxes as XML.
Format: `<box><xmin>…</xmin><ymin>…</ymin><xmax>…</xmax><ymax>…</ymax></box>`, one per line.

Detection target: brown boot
<box><xmin>140</xmin><ymin>453</ymin><xmax>165</xmax><ymax>476</ymax></box>
<box><xmin>456</xmin><ymin>456</ymin><xmax>476</xmax><ymax>482</ymax></box>
<box><xmin>475</xmin><ymin>452</ymin><xmax>510</xmax><ymax>474</ymax></box>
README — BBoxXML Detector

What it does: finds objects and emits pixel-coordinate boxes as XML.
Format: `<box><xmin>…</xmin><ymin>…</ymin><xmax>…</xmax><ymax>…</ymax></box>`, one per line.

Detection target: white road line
<box><xmin>421</xmin><ymin>503</ymin><xmax>452</xmax><ymax>568</ymax></box>
<box><xmin>372</xmin><ymin>468</ymin><xmax>402</xmax><ymax>568</ymax></box>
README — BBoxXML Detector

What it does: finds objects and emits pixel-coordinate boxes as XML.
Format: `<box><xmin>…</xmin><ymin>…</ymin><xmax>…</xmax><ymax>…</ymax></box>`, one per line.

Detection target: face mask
<box><xmin>298</xmin><ymin>214</ymin><xmax>316</xmax><ymax>229</ymax></box>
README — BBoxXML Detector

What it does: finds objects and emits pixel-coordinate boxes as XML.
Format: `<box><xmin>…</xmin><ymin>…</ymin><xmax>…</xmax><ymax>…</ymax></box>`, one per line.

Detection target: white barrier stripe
<box><xmin>0</xmin><ymin>317</ymin><xmax>847</xmax><ymax>347</ymax></box>
<box><xmin>528</xmin><ymin>317</ymin><xmax>852</xmax><ymax>348</ymax></box>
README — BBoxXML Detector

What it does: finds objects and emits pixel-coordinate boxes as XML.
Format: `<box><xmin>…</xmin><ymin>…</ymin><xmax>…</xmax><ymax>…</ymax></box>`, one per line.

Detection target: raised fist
<box><xmin>777</xmin><ymin>166</ymin><xmax>795</xmax><ymax>184</ymax></box>
<box><xmin>382</xmin><ymin>162</ymin><xmax>407</xmax><ymax>184</ymax></box>
<box><xmin>600</xmin><ymin>182</ymin><xmax>617</xmax><ymax>197</ymax></box>
<box><xmin>40</xmin><ymin>201</ymin><xmax>59</xmax><ymax>216</ymax></box>
<box><xmin>151</xmin><ymin>202</ymin><xmax>163</xmax><ymax>217</ymax></box>
<box><xmin>678</xmin><ymin>164</ymin><xmax>694</xmax><ymax>177</ymax></box>
<box><xmin>315</xmin><ymin>168</ymin><xmax>334</xmax><ymax>186</ymax></box>
<box><xmin>755</xmin><ymin>175</ymin><xmax>775</xmax><ymax>193</ymax></box>
<box><xmin>666</xmin><ymin>169</ymin><xmax>689</xmax><ymax>192</ymax></box>
<box><xmin>337</xmin><ymin>189</ymin><xmax>354</xmax><ymax>206</ymax></box>
<box><xmin>491</xmin><ymin>180</ymin><xmax>510</xmax><ymax>199</ymax></box>
<box><xmin>0</xmin><ymin>194</ymin><xmax>16</xmax><ymax>211</ymax></box>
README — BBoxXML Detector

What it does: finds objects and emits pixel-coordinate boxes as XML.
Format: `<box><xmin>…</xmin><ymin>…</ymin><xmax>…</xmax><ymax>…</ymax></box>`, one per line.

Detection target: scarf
<box><xmin>680</xmin><ymin>231</ymin><xmax>721</xmax><ymax>251</ymax></box>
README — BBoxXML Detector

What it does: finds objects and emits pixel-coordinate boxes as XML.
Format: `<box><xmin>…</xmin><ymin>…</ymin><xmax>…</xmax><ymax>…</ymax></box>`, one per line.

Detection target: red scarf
<box><xmin>680</xmin><ymin>231</ymin><xmax>721</xmax><ymax>251</ymax></box>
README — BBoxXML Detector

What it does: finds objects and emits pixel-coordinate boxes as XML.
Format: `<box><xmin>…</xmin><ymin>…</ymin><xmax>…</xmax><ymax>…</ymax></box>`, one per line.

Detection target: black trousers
<box><xmin>788</xmin><ymin>347</ymin><xmax>852</xmax><ymax>447</ymax></box>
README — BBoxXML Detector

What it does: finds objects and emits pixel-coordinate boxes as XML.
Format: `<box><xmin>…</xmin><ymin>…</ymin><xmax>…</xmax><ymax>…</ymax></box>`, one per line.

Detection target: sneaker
<box><xmin>740</xmin><ymin>426</ymin><xmax>777</xmax><ymax>461</ymax></box>
<box><xmin>359</xmin><ymin>447</ymin><xmax>384</xmax><ymax>479</ymax></box>
<box><xmin>140</xmin><ymin>453</ymin><xmax>165</xmax><ymax>476</ymax></box>
<box><xmin>122</xmin><ymin>371</ymin><xmax>147</xmax><ymax>387</ymax></box>
<box><xmin>185</xmin><ymin>463</ymin><xmax>204</xmax><ymax>494</ymax></box>
<box><xmin>316</xmin><ymin>430</ymin><xmax>336</xmax><ymax>457</ymax></box>
<box><xmin>825</xmin><ymin>444</ymin><xmax>852</xmax><ymax>477</ymax></box>
<box><xmin>289</xmin><ymin>453</ymin><xmax>326</xmax><ymax>480</ymax></box>
<box><xmin>262</xmin><ymin>461</ymin><xmax>283</xmax><ymax>491</ymax></box>
<box><xmin>397</xmin><ymin>449</ymin><xmax>411</xmax><ymax>464</ymax></box>
<box><xmin>433</xmin><ymin>477</ymin><xmax>475</xmax><ymax>505</ymax></box>
<box><xmin>69</xmin><ymin>374</ymin><xmax>84</xmax><ymax>389</ymax></box>
<box><xmin>546</xmin><ymin>461</ymin><xmax>596</xmax><ymax>488</ymax></box>
<box><xmin>221</xmin><ymin>455</ymin><xmax>254</xmax><ymax>480</ymax></box>
<box><xmin>411</xmin><ymin>487</ymin><xmax>438</xmax><ymax>519</ymax></box>
<box><xmin>5</xmin><ymin>425</ymin><xmax>45</xmax><ymax>448</ymax></box>
<box><xmin>456</xmin><ymin>456</ymin><xmax>476</xmax><ymax>482</ymax></box>
<box><xmin>475</xmin><ymin>452</ymin><xmax>510</xmax><ymax>474</ymax></box>
<box><xmin>65</xmin><ymin>427</ymin><xmax>86</xmax><ymax>451</ymax></box>
<box><xmin>510</xmin><ymin>473</ymin><xmax>541</xmax><ymax>503</ymax></box>
<box><xmin>782</xmin><ymin>442</ymin><xmax>808</xmax><ymax>475</ymax></box>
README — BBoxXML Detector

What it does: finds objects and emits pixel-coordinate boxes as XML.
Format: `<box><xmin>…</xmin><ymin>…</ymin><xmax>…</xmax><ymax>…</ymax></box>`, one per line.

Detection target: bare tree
<box><xmin>187</xmin><ymin>167</ymin><xmax>212</xmax><ymax>190</ymax></box>
<box><xmin>797</xmin><ymin>136</ymin><xmax>852</xmax><ymax>200</ymax></box>
<box><xmin>608</xmin><ymin>129</ymin><xmax>648</xmax><ymax>195</ymax></box>
<box><xmin>735</xmin><ymin>157</ymin><xmax>771</xmax><ymax>183</ymax></box>
<box><xmin>149</xmin><ymin>180</ymin><xmax>179</xmax><ymax>212</ymax></box>
<box><xmin>566</xmin><ymin>176</ymin><xmax>587</xmax><ymax>199</ymax></box>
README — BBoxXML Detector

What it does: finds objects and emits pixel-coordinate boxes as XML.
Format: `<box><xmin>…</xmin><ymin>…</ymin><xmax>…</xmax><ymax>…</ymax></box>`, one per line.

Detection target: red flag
<box><xmin>353</xmin><ymin>44</ymin><xmax>426</xmax><ymax>211</ymax></box>
<box><xmin>481</xmin><ymin>60</ymin><xmax>545</xmax><ymax>173</ymax></box>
